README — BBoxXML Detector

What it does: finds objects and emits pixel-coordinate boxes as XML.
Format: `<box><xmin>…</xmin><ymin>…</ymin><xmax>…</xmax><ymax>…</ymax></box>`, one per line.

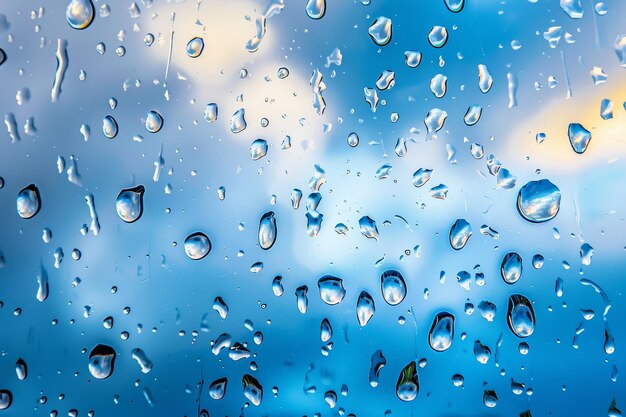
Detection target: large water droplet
<box><xmin>250</xmin><ymin>139</ymin><xmax>268</xmax><ymax>160</ymax></box>
<box><xmin>230</xmin><ymin>108</ymin><xmax>247</xmax><ymax>133</ymax></box>
<box><xmin>560</xmin><ymin>0</ymin><xmax>583</xmax><ymax>18</ymax></box>
<box><xmin>66</xmin><ymin>0</ymin><xmax>95</xmax><ymax>30</ymax></box>
<box><xmin>184</xmin><ymin>232</ymin><xmax>211</xmax><ymax>260</ymax></box>
<box><xmin>359</xmin><ymin>216</ymin><xmax>379</xmax><ymax>240</ymax></box>
<box><xmin>507</xmin><ymin>294</ymin><xmax>536</xmax><ymax>338</ymax></box>
<box><xmin>186</xmin><ymin>37</ymin><xmax>204</xmax><ymax>58</ymax></box>
<box><xmin>209</xmin><ymin>378</ymin><xmax>227</xmax><ymax>400</ymax></box>
<box><xmin>17</xmin><ymin>184</ymin><xmax>41</xmax><ymax>219</ymax></box>
<box><xmin>517</xmin><ymin>179</ymin><xmax>561</xmax><ymax>223</ymax></box>
<box><xmin>430</xmin><ymin>74</ymin><xmax>447</xmax><ymax>98</ymax></box>
<box><xmin>428</xmin><ymin>26</ymin><xmax>448</xmax><ymax>48</ymax></box>
<box><xmin>258</xmin><ymin>211</ymin><xmax>277</xmax><ymax>250</ymax></box>
<box><xmin>318</xmin><ymin>275</ymin><xmax>346</xmax><ymax>305</ymax></box>
<box><xmin>0</xmin><ymin>390</ymin><xmax>12</xmax><ymax>410</ymax></box>
<box><xmin>145</xmin><ymin>110</ymin><xmax>163</xmax><ymax>133</ymax></box>
<box><xmin>381</xmin><ymin>269</ymin><xmax>406</xmax><ymax>305</ymax></box>
<box><xmin>305</xmin><ymin>0</ymin><xmax>326</xmax><ymax>19</ymax></box>
<box><xmin>444</xmin><ymin>0</ymin><xmax>464</xmax><ymax>12</ymax></box>
<box><xmin>449</xmin><ymin>219</ymin><xmax>472</xmax><ymax>250</ymax></box>
<box><xmin>429</xmin><ymin>312</ymin><xmax>455</xmax><ymax>352</ymax></box>
<box><xmin>102</xmin><ymin>115</ymin><xmax>118</xmax><ymax>139</ymax></box>
<box><xmin>368</xmin><ymin>17</ymin><xmax>392</xmax><ymax>46</ymax></box>
<box><xmin>501</xmin><ymin>252</ymin><xmax>523</xmax><ymax>284</ymax></box>
<box><xmin>242</xmin><ymin>374</ymin><xmax>263</xmax><ymax>406</ymax></box>
<box><xmin>396</xmin><ymin>362</ymin><xmax>419</xmax><ymax>401</ymax></box>
<box><xmin>204</xmin><ymin>103</ymin><xmax>218</xmax><ymax>123</ymax></box>
<box><xmin>88</xmin><ymin>344</ymin><xmax>116</xmax><ymax>379</ymax></box>
<box><xmin>356</xmin><ymin>291</ymin><xmax>375</xmax><ymax>326</ymax></box>
<box><xmin>567</xmin><ymin>123</ymin><xmax>591</xmax><ymax>154</ymax></box>
<box><xmin>116</xmin><ymin>185</ymin><xmax>144</xmax><ymax>223</ymax></box>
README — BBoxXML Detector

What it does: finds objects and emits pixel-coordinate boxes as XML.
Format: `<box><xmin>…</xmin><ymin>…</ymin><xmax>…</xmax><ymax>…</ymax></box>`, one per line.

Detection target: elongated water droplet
<box><xmin>184</xmin><ymin>232</ymin><xmax>211</xmax><ymax>260</ymax></box>
<box><xmin>396</xmin><ymin>362</ymin><xmax>419</xmax><ymax>401</ymax></box>
<box><xmin>36</xmin><ymin>264</ymin><xmax>48</xmax><ymax>302</ymax></box>
<box><xmin>17</xmin><ymin>184</ymin><xmax>41</xmax><ymax>219</ymax></box>
<box><xmin>15</xmin><ymin>358</ymin><xmax>27</xmax><ymax>380</ymax></box>
<box><xmin>347</xmin><ymin>132</ymin><xmax>359</xmax><ymax>147</ymax></box>
<box><xmin>615</xmin><ymin>35</ymin><xmax>626</xmax><ymax>67</ymax></box>
<box><xmin>368</xmin><ymin>17</ymin><xmax>392</xmax><ymax>46</ymax></box>
<box><xmin>483</xmin><ymin>390</ymin><xmax>498</xmax><ymax>407</ymax></box>
<box><xmin>66</xmin><ymin>0</ymin><xmax>95</xmax><ymax>30</ymax></box>
<box><xmin>305</xmin><ymin>0</ymin><xmax>326</xmax><ymax>19</ymax></box>
<box><xmin>51</xmin><ymin>39</ymin><xmax>69</xmax><ymax>102</ymax></box>
<box><xmin>296</xmin><ymin>285</ymin><xmax>308</xmax><ymax>314</ymax></box>
<box><xmin>320</xmin><ymin>318</ymin><xmax>333</xmax><ymax>342</ymax></box>
<box><xmin>424</xmin><ymin>108</ymin><xmax>447</xmax><ymax>134</ymax></box>
<box><xmin>88</xmin><ymin>344</ymin><xmax>116</xmax><ymax>379</ymax></box>
<box><xmin>145</xmin><ymin>111</ymin><xmax>163</xmax><ymax>133</ymax></box>
<box><xmin>356</xmin><ymin>291</ymin><xmax>375</xmax><ymax>326</ymax></box>
<box><xmin>517</xmin><ymin>179</ymin><xmax>561</xmax><ymax>223</ymax></box>
<box><xmin>186</xmin><ymin>37</ymin><xmax>204</xmax><ymax>58</ymax></box>
<box><xmin>209</xmin><ymin>378</ymin><xmax>227</xmax><ymax>400</ymax></box>
<box><xmin>568</xmin><ymin>123</ymin><xmax>591</xmax><ymax>154</ymax></box>
<box><xmin>102</xmin><ymin>115</ymin><xmax>118</xmax><ymax>139</ymax></box>
<box><xmin>116</xmin><ymin>185</ymin><xmax>144</xmax><ymax>223</ymax></box>
<box><xmin>478</xmin><ymin>64</ymin><xmax>493</xmax><ymax>93</ymax></box>
<box><xmin>501</xmin><ymin>252</ymin><xmax>523</xmax><ymax>284</ymax></box>
<box><xmin>429</xmin><ymin>312</ymin><xmax>455</xmax><ymax>351</ymax></box>
<box><xmin>318</xmin><ymin>275</ymin><xmax>346</xmax><ymax>305</ymax></box>
<box><xmin>580</xmin><ymin>243</ymin><xmax>594</xmax><ymax>266</ymax></box>
<box><xmin>369</xmin><ymin>350</ymin><xmax>386</xmax><ymax>387</ymax></box>
<box><xmin>381</xmin><ymin>269</ymin><xmax>406</xmax><ymax>305</ymax></box>
<box><xmin>507</xmin><ymin>294</ymin><xmax>536</xmax><ymax>338</ymax></box>
<box><xmin>449</xmin><ymin>219</ymin><xmax>471</xmax><ymax>250</ymax></box>
<box><xmin>131</xmin><ymin>348</ymin><xmax>153</xmax><ymax>373</ymax></box>
<box><xmin>430</xmin><ymin>74</ymin><xmax>447</xmax><ymax>98</ymax></box>
<box><xmin>258</xmin><ymin>211</ymin><xmax>277</xmax><ymax>250</ymax></box>
<box><xmin>242</xmin><ymin>374</ymin><xmax>263</xmax><ymax>406</ymax></box>
<box><xmin>376</xmin><ymin>70</ymin><xmax>395</xmax><ymax>90</ymax></box>
<box><xmin>204</xmin><ymin>103</ymin><xmax>218</xmax><ymax>123</ymax></box>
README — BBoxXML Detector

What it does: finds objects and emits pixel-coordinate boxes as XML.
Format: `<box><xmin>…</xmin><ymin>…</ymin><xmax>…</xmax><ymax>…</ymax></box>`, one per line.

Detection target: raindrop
<box><xmin>145</xmin><ymin>111</ymin><xmax>163</xmax><ymax>133</ymax></box>
<box><xmin>102</xmin><ymin>115</ymin><xmax>118</xmax><ymax>139</ymax></box>
<box><xmin>186</xmin><ymin>37</ymin><xmax>204</xmax><ymax>58</ymax></box>
<box><xmin>258</xmin><ymin>211</ymin><xmax>277</xmax><ymax>250</ymax></box>
<box><xmin>356</xmin><ymin>291</ymin><xmax>375</xmax><ymax>326</ymax></box>
<box><xmin>66</xmin><ymin>0</ymin><xmax>95</xmax><ymax>30</ymax></box>
<box><xmin>568</xmin><ymin>123</ymin><xmax>591</xmax><ymax>154</ymax></box>
<box><xmin>429</xmin><ymin>312</ymin><xmax>455</xmax><ymax>352</ymax></box>
<box><xmin>368</xmin><ymin>17</ymin><xmax>392</xmax><ymax>46</ymax></box>
<box><xmin>428</xmin><ymin>26</ymin><xmax>448</xmax><ymax>48</ymax></box>
<box><xmin>396</xmin><ymin>362</ymin><xmax>419</xmax><ymax>401</ymax></box>
<box><xmin>517</xmin><ymin>179</ymin><xmax>561</xmax><ymax>223</ymax></box>
<box><xmin>381</xmin><ymin>270</ymin><xmax>406</xmax><ymax>305</ymax></box>
<box><xmin>318</xmin><ymin>275</ymin><xmax>346</xmax><ymax>305</ymax></box>
<box><xmin>17</xmin><ymin>184</ymin><xmax>41</xmax><ymax>219</ymax></box>
<box><xmin>305</xmin><ymin>0</ymin><xmax>326</xmax><ymax>19</ymax></box>
<box><xmin>116</xmin><ymin>185</ymin><xmax>144</xmax><ymax>223</ymax></box>
<box><xmin>507</xmin><ymin>294</ymin><xmax>536</xmax><ymax>338</ymax></box>
<box><xmin>209</xmin><ymin>378</ymin><xmax>227</xmax><ymax>400</ymax></box>
<box><xmin>88</xmin><ymin>344</ymin><xmax>116</xmax><ymax>379</ymax></box>
<box><xmin>242</xmin><ymin>374</ymin><xmax>263</xmax><ymax>406</ymax></box>
<box><xmin>449</xmin><ymin>219</ymin><xmax>472</xmax><ymax>250</ymax></box>
<box><xmin>184</xmin><ymin>232</ymin><xmax>211</xmax><ymax>260</ymax></box>
<box><xmin>501</xmin><ymin>252</ymin><xmax>523</xmax><ymax>284</ymax></box>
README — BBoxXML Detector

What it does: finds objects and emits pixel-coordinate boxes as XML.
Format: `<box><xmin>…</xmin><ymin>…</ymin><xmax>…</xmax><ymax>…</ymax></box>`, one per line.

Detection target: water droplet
<box><xmin>359</xmin><ymin>216</ymin><xmax>379</xmax><ymax>240</ymax></box>
<box><xmin>507</xmin><ymin>294</ymin><xmax>536</xmax><ymax>338</ymax></box>
<box><xmin>242</xmin><ymin>374</ymin><xmax>263</xmax><ymax>406</ymax></box>
<box><xmin>272</xmin><ymin>276</ymin><xmax>284</xmax><ymax>297</ymax></box>
<box><xmin>145</xmin><ymin>111</ymin><xmax>163</xmax><ymax>133</ymax></box>
<box><xmin>376</xmin><ymin>70</ymin><xmax>395</xmax><ymax>90</ymax></box>
<box><xmin>250</xmin><ymin>139</ymin><xmax>268</xmax><ymax>160</ymax></box>
<box><xmin>15</xmin><ymin>358</ymin><xmax>27</xmax><ymax>380</ymax></box>
<box><xmin>0</xmin><ymin>390</ymin><xmax>12</xmax><ymax>410</ymax></box>
<box><xmin>375</xmin><ymin>164</ymin><xmax>393</xmax><ymax>179</ymax></box>
<box><xmin>404</xmin><ymin>50</ymin><xmax>422</xmax><ymax>68</ymax></box>
<box><xmin>483</xmin><ymin>390</ymin><xmax>498</xmax><ymax>407</ymax></box>
<box><xmin>368</xmin><ymin>17</ymin><xmax>392</xmax><ymax>46</ymax></box>
<box><xmin>320</xmin><ymin>318</ymin><xmax>333</xmax><ymax>342</ymax></box>
<box><xmin>428</xmin><ymin>26</ymin><xmax>448</xmax><ymax>48</ymax></box>
<box><xmin>66</xmin><ymin>0</ymin><xmax>95</xmax><ymax>30</ymax></box>
<box><xmin>204</xmin><ymin>103</ymin><xmax>218</xmax><ymax>123</ymax></box>
<box><xmin>568</xmin><ymin>123</ymin><xmax>591</xmax><ymax>154</ymax></box>
<box><xmin>463</xmin><ymin>105</ymin><xmax>482</xmax><ymax>126</ymax></box>
<box><xmin>615</xmin><ymin>35</ymin><xmax>626</xmax><ymax>67</ymax></box>
<box><xmin>296</xmin><ymin>285</ymin><xmax>308</xmax><ymax>314</ymax></box>
<box><xmin>184</xmin><ymin>232</ymin><xmax>211</xmax><ymax>260</ymax></box>
<box><xmin>230</xmin><ymin>108</ymin><xmax>247</xmax><ymax>133</ymax></box>
<box><xmin>102</xmin><ymin>115</ymin><xmax>118</xmax><ymax>139</ymax></box>
<box><xmin>444</xmin><ymin>0</ymin><xmax>464</xmax><ymax>12</ymax></box>
<box><xmin>560</xmin><ymin>0</ymin><xmax>583</xmax><ymax>19</ymax></box>
<box><xmin>430</xmin><ymin>74</ymin><xmax>447</xmax><ymax>98</ymax></box>
<box><xmin>17</xmin><ymin>184</ymin><xmax>41</xmax><ymax>219</ymax></box>
<box><xmin>209</xmin><ymin>378</ymin><xmax>227</xmax><ymax>400</ymax></box>
<box><xmin>347</xmin><ymin>132</ymin><xmax>359</xmax><ymax>147</ymax></box>
<box><xmin>131</xmin><ymin>348</ymin><xmax>153</xmax><ymax>373</ymax></box>
<box><xmin>186</xmin><ymin>37</ymin><xmax>204</xmax><ymax>58</ymax></box>
<box><xmin>473</xmin><ymin>340</ymin><xmax>491</xmax><ymax>364</ymax></box>
<box><xmin>429</xmin><ymin>312</ymin><xmax>455</xmax><ymax>352</ymax></box>
<box><xmin>116</xmin><ymin>185</ymin><xmax>144</xmax><ymax>223</ymax></box>
<box><xmin>424</xmin><ymin>108</ymin><xmax>447</xmax><ymax>134</ymax></box>
<box><xmin>501</xmin><ymin>252</ymin><xmax>523</xmax><ymax>284</ymax></box>
<box><xmin>381</xmin><ymin>270</ymin><xmax>406</xmax><ymax>305</ymax></box>
<box><xmin>449</xmin><ymin>219</ymin><xmax>472</xmax><ymax>250</ymax></box>
<box><xmin>396</xmin><ymin>362</ymin><xmax>419</xmax><ymax>401</ymax></box>
<box><xmin>258</xmin><ymin>211</ymin><xmax>277</xmax><ymax>250</ymax></box>
<box><xmin>305</xmin><ymin>0</ymin><xmax>326</xmax><ymax>19</ymax></box>
<box><xmin>318</xmin><ymin>275</ymin><xmax>346</xmax><ymax>305</ymax></box>
<box><xmin>369</xmin><ymin>350</ymin><xmax>386</xmax><ymax>387</ymax></box>
<box><xmin>88</xmin><ymin>344</ymin><xmax>116</xmax><ymax>379</ymax></box>
<box><xmin>517</xmin><ymin>179</ymin><xmax>561</xmax><ymax>223</ymax></box>
<box><xmin>356</xmin><ymin>291</ymin><xmax>375</xmax><ymax>326</ymax></box>
<box><xmin>478</xmin><ymin>64</ymin><xmax>493</xmax><ymax>94</ymax></box>
<box><xmin>580</xmin><ymin>243</ymin><xmax>594</xmax><ymax>266</ymax></box>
